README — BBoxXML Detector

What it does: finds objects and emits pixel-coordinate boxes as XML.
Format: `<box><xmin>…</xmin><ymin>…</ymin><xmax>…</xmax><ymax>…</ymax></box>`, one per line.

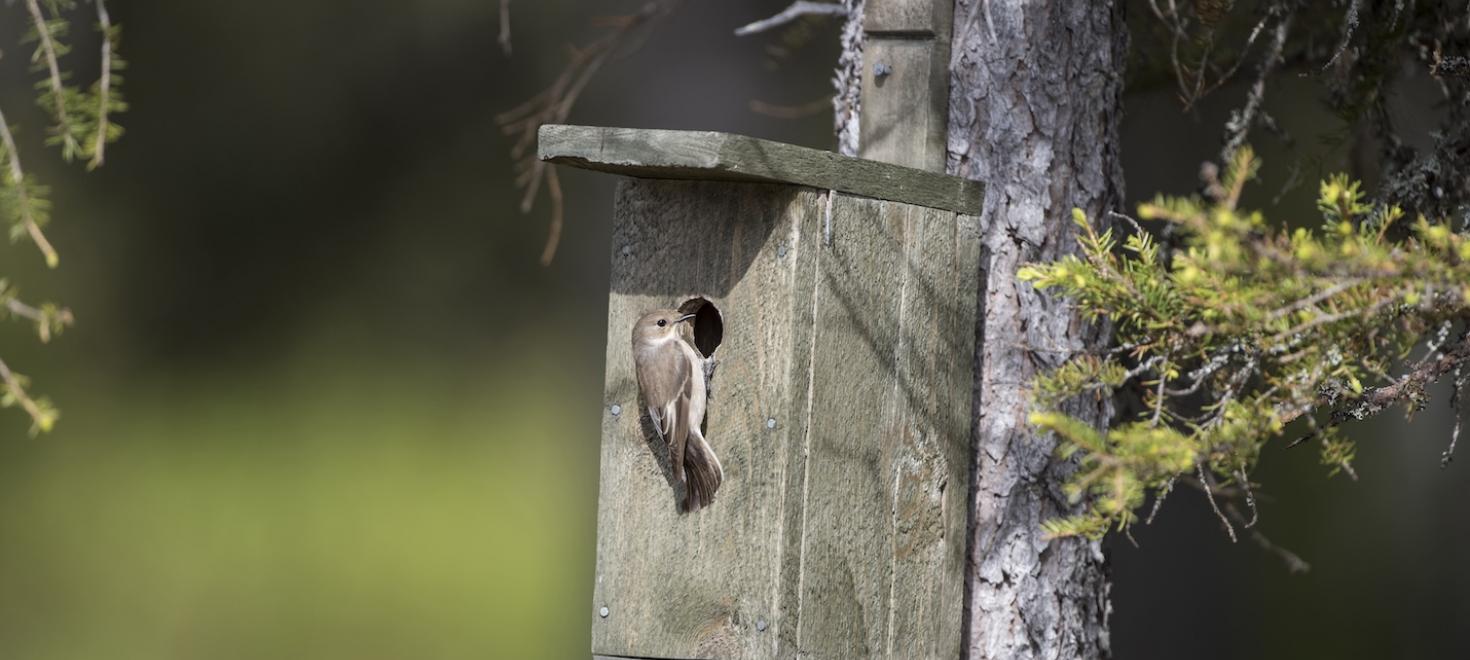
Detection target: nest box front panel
<box><xmin>595</xmin><ymin>179</ymin><xmax>823</xmax><ymax>659</ymax></box>
<box><xmin>594</xmin><ymin>178</ymin><xmax>980</xmax><ymax>660</ymax></box>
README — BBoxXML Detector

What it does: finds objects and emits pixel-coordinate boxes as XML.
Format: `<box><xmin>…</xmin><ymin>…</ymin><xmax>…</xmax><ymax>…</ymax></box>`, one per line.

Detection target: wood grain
<box><xmin>859</xmin><ymin>38</ymin><xmax>950</xmax><ymax>172</ymax></box>
<box><xmin>538</xmin><ymin>124</ymin><xmax>982</xmax><ymax>215</ymax></box>
<box><xmin>590</xmin><ymin>177</ymin><xmax>979</xmax><ymax>658</ymax></box>
<box><xmin>859</xmin><ymin>0</ymin><xmax>952</xmax><ymax>173</ymax></box>
<box><xmin>594</xmin><ymin>180</ymin><xmax>821</xmax><ymax>659</ymax></box>
<box><xmin>864</xmin><ymin>0</ymin><xmax>951</xmax><ymax>35</ymax></box>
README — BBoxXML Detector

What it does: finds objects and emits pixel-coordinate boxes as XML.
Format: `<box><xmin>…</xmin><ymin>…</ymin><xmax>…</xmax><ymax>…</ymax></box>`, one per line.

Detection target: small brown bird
<box><xmin>632</xmin><ymin>309</ymin><xmax>723</xmax><ymax>512</ymax></box>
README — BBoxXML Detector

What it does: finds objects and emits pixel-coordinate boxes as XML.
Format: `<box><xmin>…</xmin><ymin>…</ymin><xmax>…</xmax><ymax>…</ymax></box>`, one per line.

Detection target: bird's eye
<box><xmin>657</xmin><ymin>319</ymin><xmax>667</xmax><ymax>327</ymax></box>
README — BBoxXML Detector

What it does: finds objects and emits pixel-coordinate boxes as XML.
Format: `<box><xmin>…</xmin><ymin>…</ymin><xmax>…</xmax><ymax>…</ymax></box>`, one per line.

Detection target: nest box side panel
<box><xmin>593</xmin><ymin>179</ymin><xmax>822</xmax><ymax>659</ymax></box>
<box><xmin>793</xmin><ymin>194</ymin><xmax>980</xmax><ymax>658</ymax></box>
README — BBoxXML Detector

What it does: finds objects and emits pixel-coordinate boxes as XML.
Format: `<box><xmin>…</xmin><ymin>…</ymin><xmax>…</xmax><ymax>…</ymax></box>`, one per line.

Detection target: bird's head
<box><xmin>632</xmin><ymin>309</ymin><xmax>695</xmax><ymax>345</ymax></box>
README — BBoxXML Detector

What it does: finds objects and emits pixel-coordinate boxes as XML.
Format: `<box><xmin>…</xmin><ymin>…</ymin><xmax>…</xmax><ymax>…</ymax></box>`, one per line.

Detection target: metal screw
<box><xmin>777</xmin><ymin>244</ymin><xmax>788</xmax><ymax>258</ymax></box>
<box><xmin>621</xmin><ymin>245</ymin><xmax>632</xmax><ymax>256</ymax></box>
<box><xmin>756</xmin><ymin>618</ymin><xmax>768</xmax><ymax>632</ymax></box>
<box><xmin>610</xmin><ymin>404</ymin><xmax>622</xmax><ymax>416</ymax></box>
<box><xmin>874</xmin><ymin>62</ymin><xmax>893</xmax><ymax>78</ymax></box>
<box><xmin>599</xmin><ymin>606</ymin><xmax>610</xmax><ymax>618</ymax></box>
<box><xmin>766</xmin><ymin>417</ymin><xmax>777</xmax><ymax>430</ymax></box>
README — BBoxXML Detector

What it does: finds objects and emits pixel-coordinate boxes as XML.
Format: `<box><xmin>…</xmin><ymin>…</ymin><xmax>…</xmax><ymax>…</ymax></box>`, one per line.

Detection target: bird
<box><xmin>631</xmin><ymin>309</ymin><xmax>723</xmax><ymax>512</ymax></box>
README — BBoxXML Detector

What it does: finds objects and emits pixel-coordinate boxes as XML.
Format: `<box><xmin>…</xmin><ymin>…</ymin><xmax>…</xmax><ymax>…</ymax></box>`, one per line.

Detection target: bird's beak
<box><xmin>675</xmin><ymin>314</ymin><xmax>697</xmax><ymax>324</ymax></box>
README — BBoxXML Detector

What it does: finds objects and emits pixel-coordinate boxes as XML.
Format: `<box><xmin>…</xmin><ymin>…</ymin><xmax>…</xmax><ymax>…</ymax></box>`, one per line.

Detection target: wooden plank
<box><xmin>538</xmin><ymin>124</ymin><xmax>982</xmax><ymax>215</ymax></box>
<box><xmin>793</xmin><ymin>195</ymin><xmax>977</xmax><ymax>657</ymax></box>
<box><xmin>882</xmin><ymin>205</ymin><xmax>978</xmax><ymax>658</ymax></box>
<box><xmin>858</xmin><ymin>38</ymin><xmax>950</xmax><ymax>172</ymax></box>
<box><xmin>796</xmin><ymin>194</ymin><xmax>903</xmax><ymax>657</ymax></box>
<box><xmin>593</xmin><ymin>179</ymin><xmax>823</xmax><ymax>659</ymax></box>
<box><xmin>864</xmin><ymin>0</ymin><xmax>951</xmax><ymax>35</ymax></box>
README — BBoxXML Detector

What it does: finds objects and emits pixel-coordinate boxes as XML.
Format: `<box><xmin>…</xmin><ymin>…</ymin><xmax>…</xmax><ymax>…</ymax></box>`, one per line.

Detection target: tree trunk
<box><xmin>835</xmin><ymin>2</ymin><xmax>1126</xmax><ymax>655</ymax></box>
<box><xmin>948</xmin><ymin>2</ymin><xmax>1126</xmax><ymax>657</ymax></box>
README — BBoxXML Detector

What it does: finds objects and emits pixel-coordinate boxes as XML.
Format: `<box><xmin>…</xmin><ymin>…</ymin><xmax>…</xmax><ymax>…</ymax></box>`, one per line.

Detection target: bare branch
<box><xmin>498</xmin><ymin>0</ymin><xmax>513</xmax><ymax>56</ymax></box>
<box><xmin>1444</xmin><ymin>364</ymin><xmax>1467</xmax><ymax>467</ymax></box>
<box><xmin>1279</xmin><ymin>328</ymin><xmax>1470</xmax><ymax>433</ymax></box>
<box><xmin>1222</xmin><ymin>8</ymin><xmax>1293</xmax><ymax>163</ymax></box>
<box><xmin>1235</xmin><ymin>469</ymin><xmax>1258</xmax><ymax>528</ymax></box>
<box><xmin>1320</xmin><ymin>0</ymin><xmax>1362</xmax><ymax>72</ymax></box>
<box><xmin>498</xmin><ymin>1</ymin><xmax>681</xmax><ymax>265</ymax></box>
<box><xmin>90</xmin><ymin>0</ymin><xmax>116</xmax><ymax>170</ymax></box>
<box><xmin>1224</xmin><ymin>502</ymin><xmax>1310</xmax><ymax>573</ymax></box>
<box><xmin>1146</xmin><ymin>476</ymin><xmax>1175</xmax><ymax>525</ymax></box>
<box><xmin>538</xmin><ymin>165</ymin><xmax>562</xmax><ymax>267</ymax></box>
<box><xmin>1198</xmin><ymin>462</ymin><xmax>1237</xmax><ymax>542</ymax></box>
<box><xmin>733</xmin><ymin>1</ymin><xmax>848</xmax><ymax>37</ymax></box>
<box><xmin>1265</xmin><ymin>279</ymin><xmax>1367</xmax><ymax>322</ymax></box>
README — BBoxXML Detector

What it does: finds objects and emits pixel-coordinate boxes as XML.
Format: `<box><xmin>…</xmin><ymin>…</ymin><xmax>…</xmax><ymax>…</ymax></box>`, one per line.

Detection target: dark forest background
<box><xmin>0</xmin><ymin>1</ymin><xmax>1465</xmax><ymax>658</ymax></box>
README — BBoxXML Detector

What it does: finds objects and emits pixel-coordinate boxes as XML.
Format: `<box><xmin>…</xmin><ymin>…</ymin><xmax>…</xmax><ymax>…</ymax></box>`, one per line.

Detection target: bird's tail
<box><xmin>683</xmin><ymin>428</ymin><xmax>723</xmax><ymax>512</ymax></box>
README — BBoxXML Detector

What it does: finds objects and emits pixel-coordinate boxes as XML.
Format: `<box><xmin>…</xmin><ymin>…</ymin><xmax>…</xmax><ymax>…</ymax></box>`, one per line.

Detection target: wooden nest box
<box><xmin>540</xmin><ymin>124</ymin><xmax>984</xmax><ymax>659</ymax></box>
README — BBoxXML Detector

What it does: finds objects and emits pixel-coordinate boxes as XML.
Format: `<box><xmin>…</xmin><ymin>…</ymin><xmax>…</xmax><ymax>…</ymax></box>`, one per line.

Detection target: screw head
<box><xmin>599</xmin><ymin>606</ymin><xmax>610</xmax><ymax>618</ymax></box>
<box><xmin>874</xmin><ymin>62</ymin><xmax>893</xmax><ymax>77</ymax></box>
<box><xmin>756</xmin><ymin>618</ymin><xmax>768</xmax><ymax>632</ymax></box>
<box><xmin>621</xmin><ymin>245</ymin><xmax>632</xmax><ymax>256</ymax></box>
<box><xmin>610</xmin><ymin>404</ymin><xmax>622</xmax><ymax>416</ymax></box>
<box><xmin>766</xmin><ymin>417</ymin><xmax>776</xmax><ymax>430</ymax></box>
<box><xmin>777</xmin><ymin>244</ymin><xmax>788</xmax><ymax>258</ymax></box>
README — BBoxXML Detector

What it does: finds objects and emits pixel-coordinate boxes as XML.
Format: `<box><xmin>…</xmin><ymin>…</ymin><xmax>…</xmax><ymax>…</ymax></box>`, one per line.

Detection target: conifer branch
<box><xmin>0</xmin><ymin>106</ymin><xmax>61</xmax><ymax>268</ymax></box>
<box><xmin>0</xmin><ymin>356</ymin><xmax>56</xmax><ymax>435</ymax></box>
<box><xmin>2</xmin><ymin>290</ymin><xmax>74</xmax><ymax>343</ymax></box>
<box><xmin>1024</xmin><ymin>149</ymin><xmax>1470</xmax><ymax>540</ymax></box>
<box><xmin>24</xmin><ymin>0</ymin><xmax>80</xmax><ymax>158</ymax></box>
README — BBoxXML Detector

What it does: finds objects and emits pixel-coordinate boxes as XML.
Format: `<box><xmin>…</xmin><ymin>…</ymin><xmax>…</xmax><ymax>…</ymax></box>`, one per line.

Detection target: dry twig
<box><xmin>497</xmin><ymin>1</ymin><xmax>681</xmax><ymax>265</ymax></box>
<box><xmin>734</xmin><ymin>1</ymin><xmax>848</xmax><ymax>37</ymax></box>
<box><xmin>498</xmin><ymin>0</ymin><xmax>513</xmax><ymax>56</ymax></box>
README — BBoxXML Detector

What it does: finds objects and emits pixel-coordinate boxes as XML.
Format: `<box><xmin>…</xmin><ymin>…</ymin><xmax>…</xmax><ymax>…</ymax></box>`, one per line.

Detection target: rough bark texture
<box><xmin>834</xmin><ymin>0</ymin><xmax>866</xmax><ymax>157</ymax></box>
<box><xmin>947</xmin><ymin>2</ymin><xmax>1127</xmax><ymax>658</ymax></box>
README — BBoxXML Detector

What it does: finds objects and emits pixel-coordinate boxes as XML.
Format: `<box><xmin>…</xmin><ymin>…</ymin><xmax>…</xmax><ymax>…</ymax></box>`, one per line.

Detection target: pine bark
<box><xmin>947</xmin><ymin>2</ymin><xmax>1126</xmax><ymax>657</ymax></box>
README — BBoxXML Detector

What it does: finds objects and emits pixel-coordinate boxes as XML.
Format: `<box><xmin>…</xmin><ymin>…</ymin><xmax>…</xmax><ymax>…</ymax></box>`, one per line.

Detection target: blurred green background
<box><xmin>0</xmin><ymin>2</ymin><xmax>1465</xmax><ymax>659</ymax></box>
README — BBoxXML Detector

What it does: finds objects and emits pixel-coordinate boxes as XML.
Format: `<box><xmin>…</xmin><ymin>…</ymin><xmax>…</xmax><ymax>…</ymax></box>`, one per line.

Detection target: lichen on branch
<box><xmin>1021</xmin><ymin>147</ymin><xmax>1470</xmax><ymax>540</ymax></box>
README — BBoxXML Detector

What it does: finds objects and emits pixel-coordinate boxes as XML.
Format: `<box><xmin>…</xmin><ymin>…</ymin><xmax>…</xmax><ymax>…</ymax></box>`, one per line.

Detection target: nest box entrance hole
<box><xmin>677</xmin><ymin>297</ymin><xmax>722</xmax><ymax>358</ymax></box>
<box><xmin>678</xmin><ymin>297</ymin><xmax>722</xmax><ymax>438</ymax></box>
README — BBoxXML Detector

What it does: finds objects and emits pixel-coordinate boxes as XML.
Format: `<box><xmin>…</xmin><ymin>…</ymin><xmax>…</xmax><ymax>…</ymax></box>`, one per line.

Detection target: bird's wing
<box><xmin>639</xmin><ymin>343</ymin><xmax>690</xmax><ymax>438</ymax></box>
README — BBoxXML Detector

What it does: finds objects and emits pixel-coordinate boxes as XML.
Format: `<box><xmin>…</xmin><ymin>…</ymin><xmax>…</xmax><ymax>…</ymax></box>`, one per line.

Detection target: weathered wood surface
<box><xmin>859</xmin><ymin>0</ymin><xmax>952</xmax><ymax>172</ymax></box>
<box><xmin>538</xmin><ymin>124</ymin><xmax>982</xmax><ymax>215</ymax></box>
<box><xmin>864</xmin><ymin>0</ymin><xmax>949</xmax><ymax>35</ymax></box>
<box><xmin>595</xmin><ymin>180</ymin><xmax>819</xmax><ymax>659</ymax></box>
<box><xmin>592</xmin><ymin>178</ymin><xmax>980</xmax><ymax>659</ymax></box>
<box><xmin>796</xmin><ymin>194</ymin><xmax>977</xmax><ymax>658</ymax></box>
